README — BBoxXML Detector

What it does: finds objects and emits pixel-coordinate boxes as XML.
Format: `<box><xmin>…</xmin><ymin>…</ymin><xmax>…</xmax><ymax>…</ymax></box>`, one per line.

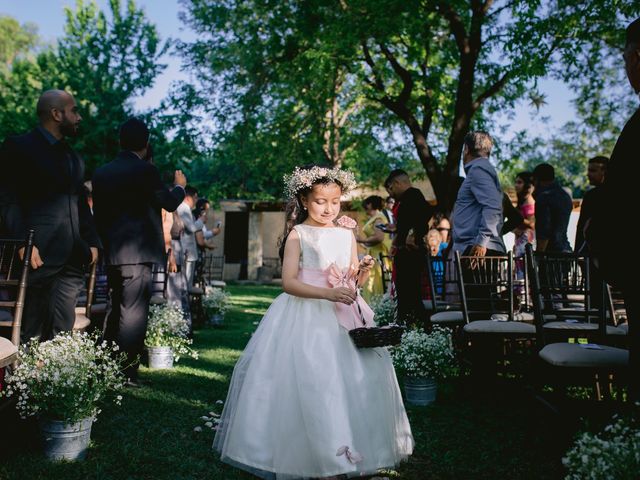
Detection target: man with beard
<box><xmin>0</xmin><ymin>90</ymin><xmax>100</xmax><ymax>342</ymax></box>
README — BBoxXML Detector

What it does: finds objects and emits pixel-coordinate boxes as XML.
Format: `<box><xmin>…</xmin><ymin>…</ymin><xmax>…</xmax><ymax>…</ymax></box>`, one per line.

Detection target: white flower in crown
<box><xmin>283</xmin><ymin>166</ymin><xmax>357</xmax><ymax>198</ymax></box>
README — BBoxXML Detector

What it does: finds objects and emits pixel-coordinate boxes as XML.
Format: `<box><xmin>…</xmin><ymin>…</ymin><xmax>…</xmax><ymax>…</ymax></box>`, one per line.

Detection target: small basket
<box><xmin>349</xmin><ymin>324</ymin><xmax>405</xmax><ymax>348</ymax></box>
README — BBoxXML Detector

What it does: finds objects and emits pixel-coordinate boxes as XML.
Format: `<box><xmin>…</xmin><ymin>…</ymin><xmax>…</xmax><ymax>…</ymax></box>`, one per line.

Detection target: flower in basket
<box><xmin>203</xmin><ymin>287</ymin><xmax>230</xmax><ymax>316</ymax></box>
<box><xmin>370</xmin><ymin>294</ymin><xmax>397</xmax><ymax>327</ymax></box>
<box><xmin>146</xmin><ymin>304</ymin><xmax>198</xmax><ymax>361</ymax></box>
<box><xmin>562</xmin><ymin>413</ymin><xmax>640</xmax><ymax>479</ymax></box>
<box><xmin>391</xmin><ymin>326</ymin><xmax>457</xmax><ymax>380</ymax></box>
<box><xmin>1</xmin><ymin>332</ymin><xmax>126</xmax><ymax>423</ymax></box>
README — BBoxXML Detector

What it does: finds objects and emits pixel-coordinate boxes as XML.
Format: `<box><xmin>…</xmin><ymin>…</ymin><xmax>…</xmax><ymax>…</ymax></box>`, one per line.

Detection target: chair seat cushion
<box><xmin>618</xmin><ymin>323</ymin><xmax>629</xmax><ymax>334</ymax></box>
<box><xmin>189</xmin><ymin>287</ymin><xmax>204</xmax><ymax>295</ymax></box>
<box><xmin>539</xmin><ymin>343</ymin><xmax>629</xmax><ymax>368</ymax></box>
<box><xmin>73</xmin><ymin>314</ymin><xmax>91</xmax><ymax>331</ymax></box>
<box><xmin>463</xmin><ymin>320</ymin><xmax>536</xmax><ymax>335</ymax></box>
<box><xmin>150</xmin><ymin>296</ymin><xmax>167</xmax><ymax>305</ymax></box>
<box><xmin>0</xmin><ymin>337</ymin><xmax>19</xmax><ymax>367</ymax></box>
<box><xmin>430</xmin><ymin>310</ymin><xmax>464</xmax><ymax>323</ymax></box>
<box><xmin>209</xmin><ymin>280</ymin><xmax>226</xmax><ymax>288</ymax></box>
<box><xmin>544</xmin><ymin>321</ymin><xmax>598</xmax><ymax>331</ymax></box>
<box><xmin>422</xmin><ymin>300</ymin><xmax>450</xmax><ymax>311</ymax></box>
<box><xmin>491</xmin><ymin>312</ymin><xmax>535</xmax><ymax>322</ymax></box>
<box><xmin>606</xmin><ymin>325</ymin><xmax>627</xmax><ymax>336</ymax></box>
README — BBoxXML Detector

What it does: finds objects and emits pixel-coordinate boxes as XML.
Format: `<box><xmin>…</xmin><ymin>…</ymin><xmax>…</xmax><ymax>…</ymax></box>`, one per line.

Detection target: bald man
<box><xmin>0</xmin><ymin>89</ymin><xmax>100</xmax><ymax>343</ymax></box>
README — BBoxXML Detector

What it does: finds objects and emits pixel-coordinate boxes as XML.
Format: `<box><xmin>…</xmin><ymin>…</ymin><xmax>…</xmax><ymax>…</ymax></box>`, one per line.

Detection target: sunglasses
<box><xmin>436</xmin><ymin>227</ymin><xmax>450</xmax><ymax>232</ymax></box>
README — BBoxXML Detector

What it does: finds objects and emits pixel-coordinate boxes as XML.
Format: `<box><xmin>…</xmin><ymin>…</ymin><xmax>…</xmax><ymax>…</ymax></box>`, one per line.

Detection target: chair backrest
<box><xmin>0</xmin><ymin>230</ymin><xmax>34</xmax><ymax>345</ymax></box>
<box><xmin>455</xmin><ymin>251</ymin><xmax>514</xmax><ymax>323</ymax></box>
<box><xmin>378</xmin><ymin>253</ymin><xmax>392</xmax><ymax>293</ymax></box>
<box><xmin>151</xmin><ymin>252</ymin><xmax>170</xmax><ymax>298</ymax></box>
<box><xmin>203</xmin><ymin>255</ymin><xmax>225</xmax><ymax>283</ymax></box>
<box><xmin>425</xmin><ymin>250</ymin><xmax>460</xmax><ymax>306</ymax></box>
<box><xmin>525</xmin><ymin>243</ymin><xmax>607</xmax><ymax>342</ymax></box>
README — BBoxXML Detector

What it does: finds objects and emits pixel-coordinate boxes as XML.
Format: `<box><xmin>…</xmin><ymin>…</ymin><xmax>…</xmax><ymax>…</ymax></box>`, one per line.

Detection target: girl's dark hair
<box><xmin>431</xmin><ymin>210</ymin><xmax>449</xmax><ymax>225</ymax></box>
<box><xmin>515</xmin><ymin>171</ymin><xmax>534</xmax><ymax>202</ymax></box>
<box><xmin>363</xmin><ymin>195</ymin><xmax>384</xmax><ymax>211</ymax></box>
<box><xmin>278</xmin><ymin>165</ymin><xmax>345</xmax><ymax>260</ymax></box>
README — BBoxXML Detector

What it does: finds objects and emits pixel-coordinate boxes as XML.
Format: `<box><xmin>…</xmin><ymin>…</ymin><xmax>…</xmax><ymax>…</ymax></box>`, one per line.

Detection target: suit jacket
<box><xmin>587</xmin><ymin>107</ymin><xmax>640</xmax><ymax>286</ymax></box>
<box><xmin>0</xmin><ymin>127</ymin><xmax>100</xmax><ymax>267</ymax></box>
<box><xmin>92</xmin><ymin>151</ymin><xmax>185</xmax><ymax>266</ymax></box>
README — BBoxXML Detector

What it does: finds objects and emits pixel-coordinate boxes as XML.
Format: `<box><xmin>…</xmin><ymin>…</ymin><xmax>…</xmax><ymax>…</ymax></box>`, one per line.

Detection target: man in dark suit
<box><xmin>0</xmin><ymin>90</ymin><xmax>100</xmax><ymax>342</ymax></box>
<box><xmin>385</xmin><ymin>169</ymin><xmax>434</xmax><ymax>323</ymax></box>
<box><xmin>92</xmin><ymin>118</ymin><xmax>186</xmax><ymax>385</ymax></box>
<box><xmin>587</xmin><ymin>17</ymin><xmax>640</xmax><ymax>400</ymax></box>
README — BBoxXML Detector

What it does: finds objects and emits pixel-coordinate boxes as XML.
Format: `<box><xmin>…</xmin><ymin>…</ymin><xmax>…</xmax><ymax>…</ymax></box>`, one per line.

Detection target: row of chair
<box><xmin>376</xmin><ymin>245</ymin><xmax>629</xmax><ymax>401</ymax></box>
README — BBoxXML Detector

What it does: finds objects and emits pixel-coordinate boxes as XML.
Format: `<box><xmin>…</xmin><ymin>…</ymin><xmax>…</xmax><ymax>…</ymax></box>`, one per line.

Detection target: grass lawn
<box><xmin>1</xmin><ymin>285</ymin><xmax>569</xmax><ymax>479</ymax></box>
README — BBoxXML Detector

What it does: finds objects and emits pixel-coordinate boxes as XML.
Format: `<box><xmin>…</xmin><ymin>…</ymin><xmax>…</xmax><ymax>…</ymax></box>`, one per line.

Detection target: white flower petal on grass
<box><xmin>194</xmin><ymin>426</ymin><xmax>202</xmax><ymax>432</ymax></box>
<box><xmin>205</xmin><ymin>422</ymin><xmax>213</xmax><ymax>428</ymax></box>
<box><xmin>201</xmin><ymin>416</ymin><xmax>210</xmax><ymax>421</ymax></box>
<box><xmin>215</xmin><ymin>400</ymin><xmax>224</xmax><ymax>405</ymax></box>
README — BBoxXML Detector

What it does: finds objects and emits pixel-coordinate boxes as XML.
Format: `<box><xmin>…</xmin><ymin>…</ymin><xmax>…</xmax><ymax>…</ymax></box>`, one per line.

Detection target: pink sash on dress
<box><xmin>298</xmin><ymin>264</ymin><xmax>375</xmax><ymax>331</ymax></box>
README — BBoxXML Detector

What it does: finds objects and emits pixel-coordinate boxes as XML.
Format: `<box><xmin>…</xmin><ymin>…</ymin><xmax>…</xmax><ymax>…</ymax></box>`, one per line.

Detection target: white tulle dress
<box><xmin>213</xmin><ymin>224</ymin><xmax>414</xmax><ymax>479</ymax></box>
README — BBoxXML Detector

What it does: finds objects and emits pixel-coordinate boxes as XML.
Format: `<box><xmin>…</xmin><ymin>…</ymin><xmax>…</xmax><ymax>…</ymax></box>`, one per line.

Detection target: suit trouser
<box><xmin>622</xmin><ymin>285</ymin><xmax>639</xmax><ymax>401</ymax></box>
<box><xmin>167</xmin><ymin>268</ymin><xmax>192</xmax><ymax>326</ymax></box>
<box><xmin>104</xmin><ymin>264</ymin><xmax>152</xmax><ymax>380</ymax></box>
<box><xmin>184</xmin><ymin>259</ymin><xmax>196</xmax><ymax>289</ymax></box>
<box><xmin>21</xmin><ymin>263</ymin><xmax>84</xmax><ymax>344</ymax></box>
<box><xmin>394</xmin><ymin>249</ymin><xmax>426</xmax><ymax>323</ymax></box>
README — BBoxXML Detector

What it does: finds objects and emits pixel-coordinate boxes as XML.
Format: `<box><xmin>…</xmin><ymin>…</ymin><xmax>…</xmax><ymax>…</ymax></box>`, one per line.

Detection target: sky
<box><xmin>1</xmin><ymin>0</ymin><xmax>577</xmax><ymax>140</ymax></box>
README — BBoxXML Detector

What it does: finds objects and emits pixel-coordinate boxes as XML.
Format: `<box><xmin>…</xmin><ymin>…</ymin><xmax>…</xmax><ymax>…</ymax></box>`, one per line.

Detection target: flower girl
<box><xmin>214</xmin><ymin>166</ymin><xmax>414</xmax><ymax>479</ymax></box>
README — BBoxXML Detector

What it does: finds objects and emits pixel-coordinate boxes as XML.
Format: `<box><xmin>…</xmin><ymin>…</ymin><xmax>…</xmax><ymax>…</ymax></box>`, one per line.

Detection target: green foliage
<box><xmin>0</xmin><ymin>1</ymin><xmax>167</xmax><ymax>175</ymax></box>
<box><xmin>178</xmin><ymin>0</ymin><xmax>640</xmax><ymax>204</ymax></box>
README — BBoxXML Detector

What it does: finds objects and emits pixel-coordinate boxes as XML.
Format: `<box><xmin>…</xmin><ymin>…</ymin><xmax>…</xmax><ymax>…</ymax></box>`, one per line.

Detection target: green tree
<box><xmin>0</xmin><ymin>1</ymin><xmax>168</xmax><ymax>175</ymax></box>
<box><xmin>179</xmin><ymin>0</ymin><xmax>640</xmax><ymax>206</ymax></box>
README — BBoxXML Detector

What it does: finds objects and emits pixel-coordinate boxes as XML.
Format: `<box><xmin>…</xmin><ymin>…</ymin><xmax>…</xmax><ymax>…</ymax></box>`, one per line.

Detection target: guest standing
<box><xmin>385</xmin><ymin>169</ymin><xmax>434</xmax><ymax>322</ymax></box>
<box><xmin>451</xmin><ymin>131</ymin><xmax>505</xmax><ymax>257</ymax></box>
<box><xmin>575</xmin><ymin>156</ymin><xmax>607</xmax><ymax>254</ymax></box>
<box><xmin>92</xmin><ymin>118</ymin><xmax>186</xmax><ymax>385</ymax></box>
<box><xmin>355</xmin><ymin>195</ymin><xmax>391</xmax><ymax>301</ymax></box>
<box><xmin>177</xmin><ymin>186</ymin><xmax>200</xmax><ymax>290</ymax></box>
<box><xmin>587</xmin><ymin>17</ymin><xmax>640</xmax><ymax>400</ymax></box>
<box><xmin>0</xmin><ymin>90</ymin><xmax>100</xmax><ymax>342</ymax></box>
<box><xmin>532</xmin><ymin>163</ymin><xmax>572</xmax><ymax>253</ymax></box>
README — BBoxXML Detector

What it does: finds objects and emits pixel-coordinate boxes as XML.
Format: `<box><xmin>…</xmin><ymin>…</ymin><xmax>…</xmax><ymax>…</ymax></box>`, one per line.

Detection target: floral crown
<box><xmin>283</xmin><ymin>166</ymin><xmax>357</xmax><ymax>198</ymax></box>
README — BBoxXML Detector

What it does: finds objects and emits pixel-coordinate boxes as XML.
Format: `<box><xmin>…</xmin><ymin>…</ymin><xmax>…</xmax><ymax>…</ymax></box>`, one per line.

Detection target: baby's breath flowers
<box><xmin>1</xmin><ymin>332</ymin><xmax>126</xmax><ymax>423</ymax></box>
<box><xmin>283</xmin><ymin>166</ymin><xmax>357</xmax><ymax>199</ymax></box>
<box><xmin>146</xmin><ymin>304</ymin><xmax>198</xmax><ymax>361</ymax></box>
<box><xmin>391</xmin><ymin>326</ymin><xmax>457</xmax><ymax>379</ymax></box>
<box><xmin>203</xmin><ymin>287</ymin><xmax>230</xmax><ymax>316</ymax></box>
<box><xmin>563</xmin><ymin>413</ymin><xmax>640</xmax><ymax>479</ymax></box>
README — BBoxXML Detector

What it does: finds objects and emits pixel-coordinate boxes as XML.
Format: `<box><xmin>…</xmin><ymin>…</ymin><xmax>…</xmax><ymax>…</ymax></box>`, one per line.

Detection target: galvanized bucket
<box><xmin>148</xmin><ymin>346</ymin><xmax>174</xmax><ymax>369</ymax></box>
<box><xmin>404</xmin><ymin>376</ymin><xmax>437</xmax><ymax>406</ymax></box>
<box><xmin>40</xmin><ymin>416</ymin><xmax>94</xmax><ymax>461</ymax></box>
<box><xmin>208</xmin><ymin>313</ymin><xmax>224</xmax><ymax>326</ymax></box>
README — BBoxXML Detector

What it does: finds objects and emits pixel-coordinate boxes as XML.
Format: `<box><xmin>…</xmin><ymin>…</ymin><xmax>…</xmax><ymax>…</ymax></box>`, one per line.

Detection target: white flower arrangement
<box><xmin>283</xmin><ymin>166</ymin><xmax>357</xmax><ymax>198</ymax></box>
<box><xmin>562</xmin><ymin>414</ymin><xmax>640</xmax><ymax>479</ymax></box>
<box><xmin>370</xmin><ymin>293</ymin><xmax>397</xmax><ymax>327</ymax></box>
<box><xmin>203</xmin><ymin>287</ymin><xmax>230</xmax><ymax>316</ymax></box>
<box><xmin>391</xmin><ymin>326</ymin><xmax>457</xmax><ymax>379</ymax></box>
<box><xmin>1</xmin><ymin>332</ymin><xmax>126</xmax><ymax>423</ymax></box>
<box><xmin>146</xmin><ymin>304</ymin><xmax>198</xmax><ymax>361</ymax></box>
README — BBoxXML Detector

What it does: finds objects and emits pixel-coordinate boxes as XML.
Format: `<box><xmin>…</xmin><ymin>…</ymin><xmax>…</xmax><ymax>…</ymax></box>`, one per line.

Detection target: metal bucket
<box><xmin>208</xmin><ymin>313</ymin><xmax>224</xmax><ymax>326</ymax></box>
<box><xmin>148</xmin><ymin>346</ymin><xmax>174</xmax><ymax>369</ymax></box>
<box><xmin>404</xmin><ymin>376</ymin><xmax>437</xmax><ymax>406</ymax></box>
<box><xmin>40</xmin><ymin>416</ymin><xmax>94</xmax><ymax>461</ymax></box>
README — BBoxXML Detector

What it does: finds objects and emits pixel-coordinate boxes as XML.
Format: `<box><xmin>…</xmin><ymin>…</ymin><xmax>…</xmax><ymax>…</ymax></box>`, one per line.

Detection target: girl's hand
<box><xmin>358</xmin><ymin>255</ymin><xmax>375</xmax><ymax>272</ymax></box>
<box><xmin>325</xmin><ymin>287</ymin><xmax>356</xmax><ymax>305</ymax></box>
